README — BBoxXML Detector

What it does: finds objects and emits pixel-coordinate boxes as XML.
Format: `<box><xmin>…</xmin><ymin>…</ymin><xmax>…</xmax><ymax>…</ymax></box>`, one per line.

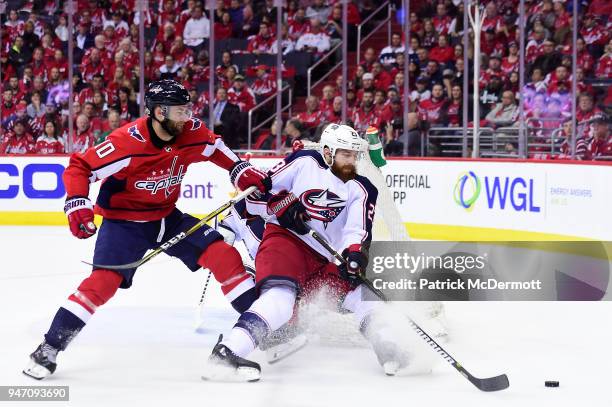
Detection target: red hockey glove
<box><xmin>267</xmin><ymin>190</ymin><xmax>311</xmax><ymax>235</ymax></box>
<box><xmin>64</xmin><ymin>196</ymin><xmax>97</xmax><ymax>239</ymax></box>
<box><xmin>339</xmin><ymin>244</ymin><xmax>367</xmax><ymax>285</ymax></box>
<box><xmin>230</xmin><ymin>161</ymin><xmax>272</xmax><ymax>194</ymax></box>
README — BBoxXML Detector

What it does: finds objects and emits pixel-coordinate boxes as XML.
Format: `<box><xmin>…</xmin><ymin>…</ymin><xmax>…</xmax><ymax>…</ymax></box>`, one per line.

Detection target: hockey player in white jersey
<box><xmin>202</xmin><ymin>124</ymin><xmax>410</xmax><ymax>381</ymax></box>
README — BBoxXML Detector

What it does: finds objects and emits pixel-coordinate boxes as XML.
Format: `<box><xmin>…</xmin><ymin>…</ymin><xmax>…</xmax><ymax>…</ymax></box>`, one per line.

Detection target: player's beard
<box><xmin>164</xmin><ymin>119</ymin><xmax>184</xmax><ymax>138</ymax></box>
<box><xmin>331</xmin><ymin>161</ymin><xmax>357</xmax><ymax>182</ymax></box>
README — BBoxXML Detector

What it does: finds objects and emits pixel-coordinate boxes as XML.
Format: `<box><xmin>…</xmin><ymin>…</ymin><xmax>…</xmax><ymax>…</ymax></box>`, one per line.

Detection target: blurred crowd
<box><xmin>0</xmin><ymin>0</ymin><xmax>610</xmax><ymax>160</ymax></box>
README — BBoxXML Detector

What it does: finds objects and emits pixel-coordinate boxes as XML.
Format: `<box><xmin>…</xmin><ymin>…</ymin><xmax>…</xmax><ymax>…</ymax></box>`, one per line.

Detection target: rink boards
<box><xmin>0</xmin><ymin>155</ymin><xmax>610</xmax><ymax>241</ymax></box>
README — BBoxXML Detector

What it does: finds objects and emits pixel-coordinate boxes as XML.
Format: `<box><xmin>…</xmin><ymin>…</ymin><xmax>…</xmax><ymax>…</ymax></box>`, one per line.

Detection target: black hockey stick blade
<box><xmin>465</xmin><ymin>372</ymin><xmax>510</xmax><ymax>392</ymax></box>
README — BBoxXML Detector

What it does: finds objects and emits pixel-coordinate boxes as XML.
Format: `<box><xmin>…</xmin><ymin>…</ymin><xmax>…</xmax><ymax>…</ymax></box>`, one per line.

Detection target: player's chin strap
<box><xmin>305</xmin><ymin>225</ymin><xmax>510</xmax><ymax>393</ymax></box>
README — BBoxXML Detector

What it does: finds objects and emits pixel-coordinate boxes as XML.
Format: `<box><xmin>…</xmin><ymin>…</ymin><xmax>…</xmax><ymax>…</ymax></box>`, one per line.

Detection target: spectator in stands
<box><xmin>76</xmin><ymin>74</ymin><xmax>103</xmax><ymax>106</ymax></box>
<box><xmin>595</xmin><ymin>39</ymin><xmax>612</xmax><ymax>78</ymax></box>
<box><xmin>361</xmin><ymin>47</ymin><xmax>377</xmax><ymax>72</ymax></box>
<box><xmin>229</xmin><ymin>0</ymin><xmax>244</xmax><ymax>27</ymax></box>
<box><xmin>576</xmin><ymin>115</ymin><xmax>611</xmax><ymax>160</ymax></box>
<box><xmin>216</xmin><ymin>51</ymin><xmax>239</xmax><ymax>81</ymax></box>
<box><xmin>281</xmin><ymin>118</ymin><xmax>307</xmax><ymax>154</ymax></box>
<box><xmin>371</xmin><ymin>62</ymin><xmax>393</xmax><ymax>91</ymax></box>
<box><xmin>112</xmin><ymin>87</ymin><xmax>139</xmax><ymax>122</ymax></box>
<box><xmin>526</xmin><ymin>26</ymin><xmax>546</xmax><ymax>64</ymax></box>
<box><xmin>289</xmin><ymin>7</ymin><xmax>309</xmax><ymax>41</ymax></box>
<box><xmin>96</xmin><ymin>110</ymin><xmax>123</xmax><ymax>145</ymax></box>
<box><xmin>227</xmin><ymin>74</ymin><xmax>256</xmax><ymax>112</ymax></box>
<box><xmin>319</xmin><ymin>84</ymin><xmax>336</xmax><ymax>112</ymax></box>
<box><xmin>484</xmin><ymin>91</ymin><xmax>519</xmax><ymax>128</ymax></box>
<box><xmin>92</xmin><ymin>91</ymin><xmax>108</xmax><ymax>118</ymax></box>
<box><xmin>352</xmin><ymin>89</ymin><xmax>380</xmax><ymax>134</ymax></box>
<box><xmin>418</xmin><ymin>83</ymin><xmax>447</xmax><ymax>128</ymax></box>
<box><xmin>324</xmin><ymin>6</ymin><xmax>345</xmax><ymax>51</ymax></box>
<box><xmin>480</xmin><ymin>74</ymin><xmax>504</xmax><ymax>117</ymax></box>
<box><xmin>104</xmin><ymin>12</ymin><xmax>130</xmax><ymax>39</ymax></box>
<box><xmin>379</xmin><ymin>33</ymin><xmax>404</xmax><ymax>67</ymax></box>
<box><xmin>31</xmin><ymin>76</ymin><xmax>48</xmax><ymax>103</ymax></box>
<box><xmin>270</xmin><ymin>23</ymin><xmax>296</xmax><ymax>55</ymax></box>
<box><xmin>235</xmin><ymin>4</ymin><xmax>259</xmax><ymax>39</ymax></box>
<box><xmin>533</xmin><ymin>40</ymin><xmax>561</xmax><ymax>76</ymax></box>
<box><xmin>429</xmin><ymin>34</ymin><xmax>454</xmax><ymax>65</ymax></box>
<box><xmin>356</xmin><ymin>73</ymin><xmax>376</xmax><ymax>102</ymax></box>
<box><xmin>433</xmin><ymin>2</ymin><xmax>452</xmax><ymax>35</ymax></box>
<box><xmin>247</xmin><ymin>22</ymin><xmax>274</xmax><ymax>54</ymax></box>
<box><xmin>0</xmin><ymin>118</ymin><xmax>35</xmax><ymax>154</ymax></box>
<box><xmin>325</xmin><ymin>96</ymin><xmax>343</xmax><ymax>123</ymax></box>
<box><xmin>440</xmin><ymin>84</ymin><xmax>463</xmax><ymax>127</ymax></box>
<box><xmin>48</xmin><ymin>50</ymin><xmax>69</xmax><ymax>80</ymax></box>
<box><xmin>80</xmin><ymin>48</ymin><xmax>106</xmax><ymax>82</ymax></box>
<box><xmin>251</xmin><ymin>65</ymin><xmax>277</xmax><ymax>100</ymax></box>
<box><xmin>297</xmin><ymin>96</ymin><xmax>324</xmax><ymax>130</ymax></box>
<box><xmin>170</xmin><ymin>36</ymin><xmax>194</xmax><ymax>68</ymax></box>
<box><xmin>501</xmin><ymin>41</ymin><xmax>519</xmax><ymax>75</ymax></box>
<box><xmin>159</xmin><ymin>54</ymin><xmax>181</xmax><ymax>80</ymax></box>
<box><xmin>75</xmin><ymin>22</ymin><xmax>94</xmax><ymax>52</ymax></box>
<box><xmin>207</xmin><ymin>87</ymin><xmax>241</xmax><ymax>148</ymax></box>
<box><xmin>8</xmin><ymin>36</ymin><xmax>31</xmax><ymax>71</ymax></box>
<box><xmin>576</xmin><ymin>93</ymin><xmax>603</xmax><ymax>124</ymax></box>
<box><xmin>306</xmin><ymin>0</ymin><xmax>331</xmax><ymax>24</ymax></box>
<box><xmin>184</xmin><ymin>4</ymin><xmax>210</xmax><ymax>51</ymax></box>
<box><xmin>27</xmin><ymin>91</ymin><xmax>44</xmax><ymax>119</ymax></box>
<box><xmin>72</xmin><ymin>114</ymin><xmax>94</xmax><ymax>153</ymax></box>
<box><xmin>35</xmin><ymin>120</ymin><xmax>64</xmax><ymax>154</ymax></box>
<box><xmin>215</xmin><ymin>12</ymin><xmax>233</xmax><ymax>40</ymax></box>
<box><xmin>296</xmin><ymin>18</ymin><xmax>330</xmax><ymax>57</ymax></box>
<box><xmin>580</xmin><ymin>14</ymin><xmax>608</xmax><ymax>56</ymax></box>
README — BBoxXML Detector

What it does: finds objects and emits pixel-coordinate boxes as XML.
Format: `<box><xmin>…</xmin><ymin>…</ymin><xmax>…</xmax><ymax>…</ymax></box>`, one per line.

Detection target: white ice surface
<box><xmin>0</xmin><ymin>226</ymin><xmax>611</xmax><ymax>407</ymax></box>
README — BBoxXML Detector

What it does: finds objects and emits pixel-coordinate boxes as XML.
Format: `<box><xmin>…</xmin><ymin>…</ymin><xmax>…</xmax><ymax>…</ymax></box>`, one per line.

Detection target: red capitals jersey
<box><xmin>63</xmin><ymin>117</ymin><xmax>240</xmax><ymax>221</ymax></box>
<box><xmin>418</xmin><ymin>98</ymin><xmax>446</xmax><ymax>124</ymax></box>
<box><xmin>297</xmin><ymin>110</ymin><xmax>323</xmax><ymax>129</ymax></box>
<box><xmin>35</xmin><ymin>135</ymin><xmax>65</xmax><ymax>154</ymax></box>
<box><xmin>0</xmin><ymin>133</ymin><xmax>35</xmax><ymax>154</ymax></box>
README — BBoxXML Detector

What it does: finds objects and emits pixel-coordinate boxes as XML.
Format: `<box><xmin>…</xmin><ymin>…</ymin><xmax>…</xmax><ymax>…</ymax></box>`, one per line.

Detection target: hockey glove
<box><xmin>267</xmin><ymin>190</ymin><xmax>311</xmax><ymax>235</ymax></box>
<box><xmin>230</xmin><ymin>161</ymin><xmax>272</xmax><ymax>194</ymax></box>
<box><xmin>64</xmin><ymin>196</ymin><xmax>97</xmax><ymax>239</ymax></box>
<box><xmin>338</xmin><ymin>244</ymin><xmax>367</xmax><ymax>285</ymax></box>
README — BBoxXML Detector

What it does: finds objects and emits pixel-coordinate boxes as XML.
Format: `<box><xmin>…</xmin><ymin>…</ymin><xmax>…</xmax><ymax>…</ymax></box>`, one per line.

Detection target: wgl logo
<box><xmin>453</xmin><ymin>171</ymin><xmax>481</xmax><ymax>211</ymax></box>
<box><xmin>454</xmin><ymin>171</ymin><xmax>541</xmax><ymax>213</ymax></box>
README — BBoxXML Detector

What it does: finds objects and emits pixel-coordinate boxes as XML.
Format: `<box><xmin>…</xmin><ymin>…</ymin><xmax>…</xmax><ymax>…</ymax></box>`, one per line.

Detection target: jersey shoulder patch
<box><xmin>179</xmin><ymin>118</ymin><xmax>216</xmax><ymax>146</ymax></box>
<box><xmin>285</xmin><ymin>148</ymin><xmax>328</xmax><ymax>168</ymax></box>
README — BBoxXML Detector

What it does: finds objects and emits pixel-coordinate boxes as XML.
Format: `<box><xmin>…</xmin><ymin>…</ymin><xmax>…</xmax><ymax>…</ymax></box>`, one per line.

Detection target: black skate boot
<box><xmin>202</xmin><ymin>335</ymin><xmax>261</xmax><ymax>382</ymax></box>
<box><xmin>23</xmin><ymin>341</ymin><xmax>59</xmax><ymax>380</ymax></box>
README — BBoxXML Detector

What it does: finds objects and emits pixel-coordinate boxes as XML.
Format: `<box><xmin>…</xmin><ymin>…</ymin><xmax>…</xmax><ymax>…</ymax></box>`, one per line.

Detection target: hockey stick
<box><xmin>82</xmin><ymin>186</ymin><xmax>258</xmax><ymax>270</ymax></box>
<box><xmin>307</xmin><ymin>228</ymin><xmax>510</xmax><ymax>392</ymax></box>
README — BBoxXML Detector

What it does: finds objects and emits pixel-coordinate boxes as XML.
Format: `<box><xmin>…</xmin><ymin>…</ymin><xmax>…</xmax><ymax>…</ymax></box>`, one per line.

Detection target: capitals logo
<box><xmin>300</xmin><ymin>189</ymin><xmax>346</xmax><ymax>226</ymax></box>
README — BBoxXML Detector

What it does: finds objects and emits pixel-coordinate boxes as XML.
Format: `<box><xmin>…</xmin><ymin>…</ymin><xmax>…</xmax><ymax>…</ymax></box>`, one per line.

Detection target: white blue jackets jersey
<box><xmin>247</xmin><ymin>150</ymin><xmax>378</xmax><ymax>261</ymax></box>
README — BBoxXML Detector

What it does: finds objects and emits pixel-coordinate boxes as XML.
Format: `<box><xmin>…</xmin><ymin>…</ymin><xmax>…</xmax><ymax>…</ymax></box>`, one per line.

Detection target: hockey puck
<box><xmin>545</xmin><ymin>381</ymin><xmax>559</xmax><ymax>387</ymax></box>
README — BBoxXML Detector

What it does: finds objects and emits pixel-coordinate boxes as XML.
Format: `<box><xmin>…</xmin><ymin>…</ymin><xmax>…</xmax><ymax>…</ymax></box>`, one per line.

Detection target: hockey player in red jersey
<box><xmin>23</xmin><ymin>79</ymin><xmax>271</xmax><ymax>380</ymax></box>
<box><xmin>202</xmin><ymin>124</ymin><xmax>410</xmax><ymax>381</ymax></box>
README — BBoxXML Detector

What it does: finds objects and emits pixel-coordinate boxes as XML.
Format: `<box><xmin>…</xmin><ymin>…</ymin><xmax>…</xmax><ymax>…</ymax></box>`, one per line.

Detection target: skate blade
<box><xmin>383</xmin><ymin>361</ymin><xmax>400</xmax><ymax>376</ymax></box>
<box><xmin>23</xmin><ymin>360</ymin><xmax>51</xmax><ymax>380</ymax></box>
<box><xmin>267</xmin><ymin>335</ymin><xmax>308</xmax><ymax>364</ymax></box>
<box><xmin>202</xmin><ymin>363</ymin><xmax>260</xmax><ymax>382</ymax></box>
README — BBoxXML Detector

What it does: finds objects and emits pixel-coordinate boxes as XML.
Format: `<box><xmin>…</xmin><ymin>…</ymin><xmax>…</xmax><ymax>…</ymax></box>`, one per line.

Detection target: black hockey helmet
<box><xmin>144</xmin><ymin>79</ymin><xmax>190</xmax><ymax>117</ymax></box>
